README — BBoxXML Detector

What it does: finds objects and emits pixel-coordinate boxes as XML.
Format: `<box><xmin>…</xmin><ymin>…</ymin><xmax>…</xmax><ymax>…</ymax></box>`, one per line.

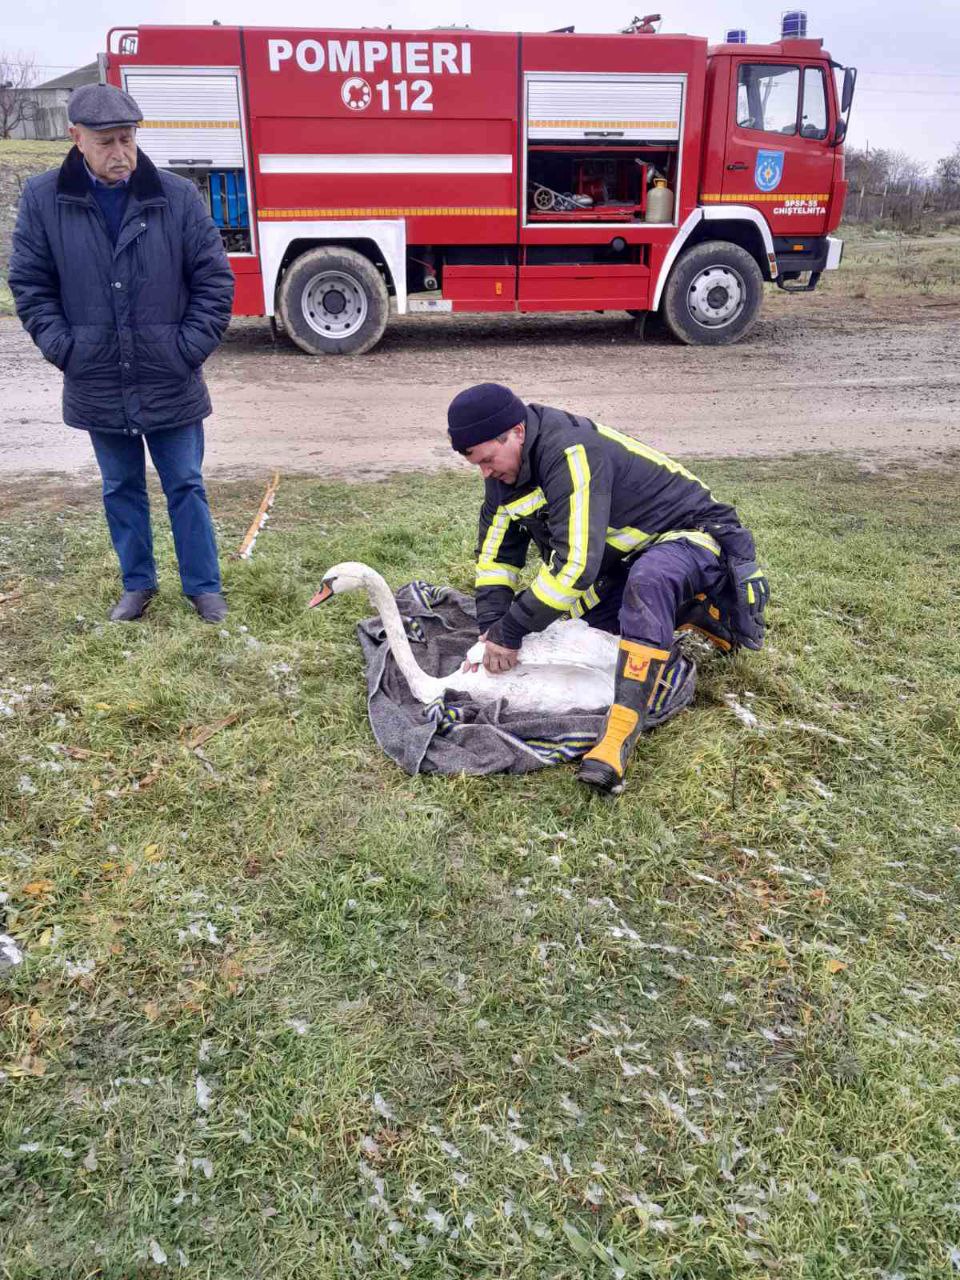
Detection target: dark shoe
<box><xmin>109</xmin><ymin>589</ymin><xmax>157</xmax><ymax>622</ymax></box>
<box><xmin>677</xmin><ymin>593</ymin><xmax>736</xmax><ymax>652</ymax></box>
<box><xmin>188</xmin><ymin>592</ymin><xmax>228</xmax><ymax>623</ymax></box>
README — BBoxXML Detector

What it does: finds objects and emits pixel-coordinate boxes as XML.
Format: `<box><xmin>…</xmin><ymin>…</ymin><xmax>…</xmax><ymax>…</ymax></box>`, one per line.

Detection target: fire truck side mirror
<box><xmin>840</xmin><ymin>66</ymin><xmax>857</xmax><ymax>115</ymax></box>
<box><xmin>832</xmin><ymin>118</ymin><xmax>848</xmax><ymax>147</ymax></box>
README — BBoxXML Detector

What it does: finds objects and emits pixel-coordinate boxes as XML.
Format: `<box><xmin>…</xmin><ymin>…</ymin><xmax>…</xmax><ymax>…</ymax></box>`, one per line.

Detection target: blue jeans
<box><xmin>89</xmin><ymin>424</ymin><xmax>221</xmax><ymax>596</ymax></box>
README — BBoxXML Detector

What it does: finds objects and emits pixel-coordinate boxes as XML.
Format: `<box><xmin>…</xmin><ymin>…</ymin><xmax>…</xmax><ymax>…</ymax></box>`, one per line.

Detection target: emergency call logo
<box><xmin>341</xmin><ymin>77</ymin><xmax>372</xmax><ymax>111</ymax></box>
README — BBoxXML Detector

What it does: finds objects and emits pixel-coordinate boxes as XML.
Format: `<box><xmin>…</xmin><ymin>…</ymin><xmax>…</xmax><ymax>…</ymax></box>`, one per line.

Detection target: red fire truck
<box><xmin>103</xmin><ymin>17</ymin><xmax>856</xmax><ymax>354</ymax></box>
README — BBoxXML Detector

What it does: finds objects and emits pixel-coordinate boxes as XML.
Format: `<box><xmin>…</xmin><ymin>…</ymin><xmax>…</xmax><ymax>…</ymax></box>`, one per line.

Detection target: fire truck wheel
<box><xmin>662</xmin><ymin>241</ymin><xmax>763</xmax><ymax>346</ymax></box>
<box><xmin>279</xmin><ymin>247</ymin><xmax>389</xmax><ymax>355</ymax></box>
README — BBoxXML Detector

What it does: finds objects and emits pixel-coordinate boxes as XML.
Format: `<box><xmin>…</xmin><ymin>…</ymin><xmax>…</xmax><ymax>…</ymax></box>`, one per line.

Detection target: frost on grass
<box><xmin>424</xmin><ymin>1206</ymin><xmax>447</xmax><ymax>1232</ymax></box>
<box><xmin>372</xmin><ymin>1092</ymin><xmax>395</xmax><ymax>1121</ymax></box>
<box><xmin>723</xmin><ymin>693</ymin><xmax>760</xmax><ymax>729</ymax></box>
<box><xmin>652</xmin><ymin>1092</ymin><xmax>710</xmax><ymax>1145</ymax></box>
<box><xmin>195</xmin><ymin>1075</ymin><xmax>212</xmax><ymax>1112</ymax></box>
<box><xmin>0</xmin><ymin>934</ymin><xmax>24</xmax><ymax>970</ymax></box>
<box><xmin>559</xmin><ymin>1095</ymin><xmax>584</xmax><ymax>1120</ymax></box>
<box><xmin>177</xmin><ymin>918</ymin><xmax>222</xmax><ymax>946</ymax></box>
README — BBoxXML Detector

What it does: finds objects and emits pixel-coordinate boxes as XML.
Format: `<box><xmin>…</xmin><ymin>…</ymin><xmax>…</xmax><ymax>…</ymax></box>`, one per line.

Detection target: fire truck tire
<box><xmin>661</xmin><ymin>241</ymin><xmax>763</xmax><ymax>346</ymax></box>
<box><xmin>278</xmin><ymin>247</ymin><xmax>389</xmax><ymax>356</ymax></box>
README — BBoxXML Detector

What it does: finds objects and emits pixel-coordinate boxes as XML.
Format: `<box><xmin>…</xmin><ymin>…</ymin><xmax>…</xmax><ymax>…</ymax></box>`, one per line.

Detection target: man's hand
<box><xmin>481</xmin><ymin>640</ymin><xmax>520</xmax><ymax>674</ymax></box>
<box><xmin>461</xmin><ymin>633</ymin><xmax>520</xmax><ymax>674</ymax></box>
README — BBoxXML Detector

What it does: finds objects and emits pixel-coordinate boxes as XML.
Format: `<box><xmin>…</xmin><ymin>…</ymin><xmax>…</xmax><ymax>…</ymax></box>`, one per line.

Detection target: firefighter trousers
<box><xmin>578</xmin><ymin>538</ymin><xmax>729</xmax><ymax>648</ymax></box>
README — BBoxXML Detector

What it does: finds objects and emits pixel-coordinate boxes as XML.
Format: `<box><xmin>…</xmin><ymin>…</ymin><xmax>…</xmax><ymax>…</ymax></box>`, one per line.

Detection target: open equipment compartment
<box><xmin>524</xmin><ymin>71</ymin><xmax>683</xmax><ymax>224</ymax></box>
<box><xmin>122</xmin><ymin>68</ymin><xmax>253</xmax><ymax>254</ymax></box>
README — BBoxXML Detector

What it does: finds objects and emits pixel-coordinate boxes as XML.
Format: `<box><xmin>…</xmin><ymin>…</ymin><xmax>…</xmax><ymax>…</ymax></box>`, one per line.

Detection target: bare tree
<box><xmin>936</xmin><ymin>144</ymin><xmax>960</xmax><ymax>197</ymax></box>
<box><xmin>0</xmin><ymin>52</ymin><xmax>38</xmax><ymax>139</ymax></box>
<box><xmin>885</xmin><ymin>150</ymin><xmax>927</xmax><ymax>190</ymax></box>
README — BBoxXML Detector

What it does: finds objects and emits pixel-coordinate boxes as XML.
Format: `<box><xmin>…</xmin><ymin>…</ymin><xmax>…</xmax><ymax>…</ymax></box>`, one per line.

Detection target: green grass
<box><xmin>824</xmin><ymin>225</ymin><xmax>960</xmax><ymax>301</ymax></box>
<box><xmin>1</xmin><ymin>459</ymin><xmax>959</xmax><ymax>1279</ymax></box>
<box><xmin>0</xmin><ymin>139</ymin><xmax>70</xmax><ymax>168</ymax></box>
<box><xmin>0</xmin><ymin>139</ymin><xmax>71</xmax><ymax>315</ymax></box>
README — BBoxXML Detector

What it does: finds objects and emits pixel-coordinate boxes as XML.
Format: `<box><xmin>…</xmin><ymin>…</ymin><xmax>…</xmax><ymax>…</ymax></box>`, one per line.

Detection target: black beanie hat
<box><xmin>447</xmin><ymin>383</ymin><xmax>526</xmax><ymax>453</ymax></box>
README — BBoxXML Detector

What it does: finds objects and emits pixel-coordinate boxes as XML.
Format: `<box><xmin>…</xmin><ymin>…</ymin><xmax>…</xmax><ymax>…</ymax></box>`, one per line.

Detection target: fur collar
<box><xmin>57</xmin><ymin>145</ymin><xmax>166</xmax><ymax>202</ymax></box>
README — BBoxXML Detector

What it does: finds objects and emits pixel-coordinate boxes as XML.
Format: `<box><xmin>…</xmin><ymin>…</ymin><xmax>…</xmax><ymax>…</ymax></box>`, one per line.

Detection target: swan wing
<box><xmin>518</xmin><ymin>620</ymin><xmax>619</xmax><ymax>672</ymax></box>
<box><xmin>447</xmin><ymin>661</ymin><xmax>613</xmax><ymax>715</ymax></box>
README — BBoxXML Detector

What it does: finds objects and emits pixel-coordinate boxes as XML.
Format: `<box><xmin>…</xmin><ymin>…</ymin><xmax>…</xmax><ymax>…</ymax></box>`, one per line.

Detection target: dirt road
<box><xmin>2</xmin><ymin>291</ymin><xmax>958</xmax><ymax>483</ymax></box>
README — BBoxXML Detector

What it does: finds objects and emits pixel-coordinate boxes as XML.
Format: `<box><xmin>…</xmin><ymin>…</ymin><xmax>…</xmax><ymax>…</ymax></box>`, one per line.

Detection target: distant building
<box><xmin>10</xmin><ymin>61</ymin><xmax>99</xmax><ymax>139</ymax></box>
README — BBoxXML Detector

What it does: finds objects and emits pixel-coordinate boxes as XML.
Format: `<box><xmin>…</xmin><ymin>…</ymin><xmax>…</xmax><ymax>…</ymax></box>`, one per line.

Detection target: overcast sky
<box><xmin>8</xmin><ymin>0</ymin><xmax>960</xmax><ymax>168</ymax></box>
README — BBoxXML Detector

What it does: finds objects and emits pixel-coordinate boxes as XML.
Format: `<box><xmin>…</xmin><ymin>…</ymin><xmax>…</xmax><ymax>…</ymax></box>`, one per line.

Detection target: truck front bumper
<box><xmin>772</xmin><ymin>234</ymin><xmax>843</xmax><ymax>292</ymax></box>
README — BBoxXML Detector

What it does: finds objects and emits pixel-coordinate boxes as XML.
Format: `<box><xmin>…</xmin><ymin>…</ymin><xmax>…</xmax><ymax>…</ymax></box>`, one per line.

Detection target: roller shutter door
<box><xmin>122</xmin><ymin>71</ymin><xmax>243</xmax><ymax>168</ymax></box>
<box><xmin>526</xmin><ymin>74</ymin><xmax>683</xmax><ymax>142</ymax></box>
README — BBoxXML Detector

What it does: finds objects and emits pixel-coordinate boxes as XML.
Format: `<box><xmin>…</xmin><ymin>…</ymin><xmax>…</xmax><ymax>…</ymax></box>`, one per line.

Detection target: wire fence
<box><xmin>843</xmin><ymin>186</ymin><xmax>960</xmax><ymax>228</ymax></box>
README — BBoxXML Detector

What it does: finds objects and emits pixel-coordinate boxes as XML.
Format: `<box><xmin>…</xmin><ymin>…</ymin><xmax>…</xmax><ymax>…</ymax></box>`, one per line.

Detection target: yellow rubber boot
<box><xmin>576</xmin><ymin>640</ymin><xmax>670</xmax><ymax>795</ymax></box>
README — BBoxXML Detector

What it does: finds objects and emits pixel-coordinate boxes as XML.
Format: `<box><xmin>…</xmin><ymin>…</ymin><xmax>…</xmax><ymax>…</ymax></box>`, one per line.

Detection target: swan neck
<box><xmin>362</xmin><ymin>570</ymin><xmax>445</xmax><ymax>702</ymax></box>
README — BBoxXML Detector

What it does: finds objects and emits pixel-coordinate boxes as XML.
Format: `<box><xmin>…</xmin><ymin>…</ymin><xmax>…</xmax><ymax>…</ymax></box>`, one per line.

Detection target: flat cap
<box><xmin>68</xmin><ymin>83</ymin><xmax>143</xmax><ymax>129</ymax></box>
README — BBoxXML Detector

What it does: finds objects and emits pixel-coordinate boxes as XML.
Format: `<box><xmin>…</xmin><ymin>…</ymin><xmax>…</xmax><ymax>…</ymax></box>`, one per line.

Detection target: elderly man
<box><xmin>9</xmin><ymin>83</ymin><xmax>234</xmax><ymax>622</ymax></box>
<box><xmin>448</xmin><ymin>383</ymin><xmax>769</xmax><ymax>795</ymax></box>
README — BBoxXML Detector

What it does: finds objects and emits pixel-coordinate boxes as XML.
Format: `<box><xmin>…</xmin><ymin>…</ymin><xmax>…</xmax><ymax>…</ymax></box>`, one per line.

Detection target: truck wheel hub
<box><xmin>302</xmin><ymin>270</ymin><xmax>368</xmax><ymax>339</ymax></box>
<box><xmin>687</xmin><ymin>266</ymin><xmax>745</xmax><ymax>327</ymax></box>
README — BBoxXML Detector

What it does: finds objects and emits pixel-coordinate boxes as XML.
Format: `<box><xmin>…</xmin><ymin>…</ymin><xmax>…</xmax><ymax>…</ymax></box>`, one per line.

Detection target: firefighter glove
<box><xmin>727</xmin><ymin>558</ymin><xmax>769</xmax><ymax>649</ymax></box>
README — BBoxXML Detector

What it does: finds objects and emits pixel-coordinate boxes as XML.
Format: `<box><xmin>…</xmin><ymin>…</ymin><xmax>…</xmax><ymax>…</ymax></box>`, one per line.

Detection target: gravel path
<box><xmin>2</xmin><ymin>290</ymin><xmax>958</xmax><ymax>483</ymax></box>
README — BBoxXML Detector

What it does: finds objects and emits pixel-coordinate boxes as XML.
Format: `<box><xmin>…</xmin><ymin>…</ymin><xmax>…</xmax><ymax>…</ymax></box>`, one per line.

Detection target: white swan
<box><xmin>309</xmin><ymin>561</ymin><xmax>618</xmax><ymax>715</ymax></box>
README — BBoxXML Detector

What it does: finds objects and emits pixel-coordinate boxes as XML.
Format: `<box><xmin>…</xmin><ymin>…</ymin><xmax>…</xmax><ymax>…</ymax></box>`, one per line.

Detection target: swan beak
<box><xmin>308</xmin><ymin>583</ymin><xmax>334</xmax><ymax>608</ymax></box>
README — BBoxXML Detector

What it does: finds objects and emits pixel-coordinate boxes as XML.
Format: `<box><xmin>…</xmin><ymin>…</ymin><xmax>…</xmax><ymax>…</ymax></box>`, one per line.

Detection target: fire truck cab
<box><xmin>104</xmin><ymin>19</ymin><xmax>855</xmax><ymax>353</ymax></box>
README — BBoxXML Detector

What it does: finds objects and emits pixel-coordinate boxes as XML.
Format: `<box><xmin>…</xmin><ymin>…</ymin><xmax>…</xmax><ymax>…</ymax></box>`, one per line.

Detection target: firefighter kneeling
<box><xmin>448</xmin><ymin>383</ymin><xmax>769</xmax><ymax>795</ymax></box>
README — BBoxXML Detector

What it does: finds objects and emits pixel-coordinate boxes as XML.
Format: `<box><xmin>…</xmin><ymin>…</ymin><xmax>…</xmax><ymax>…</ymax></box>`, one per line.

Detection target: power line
<box><xmin>858</xmin><ymin>88</ymin><xmax>960</xmax><ymax>97</ymax></box>
<box><xmin>12</xmin><ymin>63</ymin><xmax>92</xmax><ymax>71</ymax></box>
<box><xmin>852</xmin><ymin>105</ymin><xmax>960</xmax><ymax>114</ymax></box>
<box><xmin>859</xmin><ymin>70</ymin><xmax>960</xmax><ymax>80</ymax></box>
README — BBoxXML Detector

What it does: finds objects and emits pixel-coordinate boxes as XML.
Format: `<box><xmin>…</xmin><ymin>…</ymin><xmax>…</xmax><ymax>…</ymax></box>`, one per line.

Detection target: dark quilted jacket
<box><xmin>9</xmin><ymin>146</ymin><xmax>234</xmax><ymax>435</ymax></box>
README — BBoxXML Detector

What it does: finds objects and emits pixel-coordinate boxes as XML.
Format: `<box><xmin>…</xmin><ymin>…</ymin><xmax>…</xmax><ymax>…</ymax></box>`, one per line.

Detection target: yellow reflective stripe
<box><xmin>656</xmin><ymin>529</ymin><xmax>721</xmax><ymax>555</ymax></box>
<box><xmin>505</xmin><ymin>488</ymin><xmax>546</xmax><ymax>517</ymax></box>
<box><xmin>595</xmin><ymin>423</ymin><xmax>710</xmax><ymax>491</ymax></box>
<box><xmin>530</xmin><ymin>566</ymin><xmax>582</xmax><ymax>611</ymax></box>
<box><xmin>476</xmin><ymin>489</ymin><xmax>546</xmax><ymax>589</ymax></box>
<box><xmin>606</xmin><ymin>525</ymin><xmax>652</xmax><ymax>553</ymax></box>
<box><xmin>476</xmin><ymin>567</ymin><xmax>519</xmax><ymax>589</ymax></box>
<box><xmin>558</xmin><ymin>445</ymin><xmax>591</xmax><ymax>588</ymax></box>
<box><xmin>476</xmin><ymin>506</ymin><xmax>512</xmax><ymax>584</ymax></box>
<box><xmin>653</xmin><ymin>668</ymin><xmax>675</xmax><ymax>713</ymax></box>
<box><xmin>570</xmin><ymin>584</ymin><xmax>600</xmax><ymax>618</ymax></box>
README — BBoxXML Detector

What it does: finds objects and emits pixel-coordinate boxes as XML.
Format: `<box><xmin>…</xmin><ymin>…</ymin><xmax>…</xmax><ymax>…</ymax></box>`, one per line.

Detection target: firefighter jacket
<box><xmin>477</xmin><ymin>403</ymin><xmax>744</xmax><ymax>649</ymax></box>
